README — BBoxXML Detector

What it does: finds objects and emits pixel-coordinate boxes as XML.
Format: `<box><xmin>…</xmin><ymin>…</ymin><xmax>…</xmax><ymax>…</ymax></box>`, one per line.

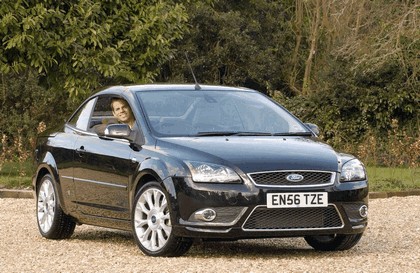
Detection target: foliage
<box><xmin>0</xmin><ymin>0</ymin><xmax>189</xmax><ymax>97</ymax></box>
<box><xmin>357</xmin><ymin>120</ymin><xmax>420</xmax><ymax>168</ymax></box>
<box><xmin>279</xmin><ymin>55</ymin><xmax>419</xmax><ymax>150</ymax></box>
<box><xmin>0</xmin><ymin>71</ymin><xmax>67</xmax><ymax>170</ymax></box>
<box><xmin>273</xmin><ymin>0</ymin><xmax>419</xmax><ymax>161</ymax></box>
<box><xmin>158</xmin><ymin>0</ymin><xmax>295</xmax><ymax>94</ymax></box>
<box><xmin>0</xmin><ymin>0</ymin><xmax>418</xmax><ymax>173</ymax></box>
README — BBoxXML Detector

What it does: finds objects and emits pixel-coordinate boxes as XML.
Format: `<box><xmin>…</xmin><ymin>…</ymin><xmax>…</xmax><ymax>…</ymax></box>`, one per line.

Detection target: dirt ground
<box><xmin>0</xmin><ymin>196</ymin><xmax>419</xmax><ymax>273</ymax></box>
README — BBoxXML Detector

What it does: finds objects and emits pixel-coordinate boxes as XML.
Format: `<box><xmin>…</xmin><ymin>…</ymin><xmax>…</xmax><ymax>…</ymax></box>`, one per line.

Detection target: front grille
<box><xmin>248</xmin><ymin>171</ymin><xmax>334</xmax><ymax>187</ymax></box>
<box><xmin>242</xmin><ymin>205</ymin><xmax>343</xmax><ymax>231</ymax></box>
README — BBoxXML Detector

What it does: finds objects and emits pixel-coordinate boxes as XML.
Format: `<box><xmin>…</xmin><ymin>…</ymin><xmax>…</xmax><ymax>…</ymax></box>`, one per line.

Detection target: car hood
<box><xmin>157</xmin><ymin>136</ymin><xmax>340</xmax><ymax>173</ymax></box>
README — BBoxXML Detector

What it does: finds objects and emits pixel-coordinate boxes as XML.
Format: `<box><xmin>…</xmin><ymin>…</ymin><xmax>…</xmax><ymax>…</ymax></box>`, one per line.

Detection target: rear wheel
<box><xmin>132</xmin><ymin>182</ymin><xmax>192</xmax><ymax>257</ymax></box>
<box><xmin>36</xmin><ymin>174</ymin><xmax>76</xmax><ymax>239</ymax></box>
<box><xmin>304</xmin><ymin>233</ymin><xmax>363</xmax><ymax>251</ymax></box>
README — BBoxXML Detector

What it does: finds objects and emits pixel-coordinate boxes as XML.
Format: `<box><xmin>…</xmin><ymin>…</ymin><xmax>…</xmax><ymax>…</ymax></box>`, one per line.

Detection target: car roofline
<box><xmin>96</xmin><ymin>84</ymin><xmax>256</xmax><ymax>95</ymax></box>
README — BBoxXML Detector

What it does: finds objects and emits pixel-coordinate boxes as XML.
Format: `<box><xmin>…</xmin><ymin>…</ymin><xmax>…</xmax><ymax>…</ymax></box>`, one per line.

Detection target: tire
<box><xmin>132</xmin><ymin>182</ymin><xmax>193</xmax><ymax>257</ymax></box>
<box><xmin>304</xmin><ymin>233</ymin><xmax>363</xmax><ymax>251</ymax></box>
<box><xmin>36</xmin><ymin>174</ymin><xmax>76</xmax><ymax>239</ymax></box>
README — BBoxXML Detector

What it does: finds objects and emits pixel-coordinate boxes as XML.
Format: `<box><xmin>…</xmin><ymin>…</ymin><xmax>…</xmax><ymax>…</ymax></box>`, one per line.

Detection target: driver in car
<box><xmin>94</xmin><ymin>98</ymin><xmax>136</xmax><ymax>135</ymax></box>
<box><xmin>110</xmin><ymin>98</ymin><xmax>136</xmax><ymax>129</ymax></box>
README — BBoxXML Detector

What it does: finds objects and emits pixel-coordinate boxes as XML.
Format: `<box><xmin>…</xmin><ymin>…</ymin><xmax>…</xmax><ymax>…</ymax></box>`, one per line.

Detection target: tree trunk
<box><xmin>289</xmin><ymin>0</ymin><xmax>304</xmax><ymax>95</ymax></box>
<box><xmin>302</xmin><ymin>0</ymin><xmax>321</xmax><ymax>95</ymax></box>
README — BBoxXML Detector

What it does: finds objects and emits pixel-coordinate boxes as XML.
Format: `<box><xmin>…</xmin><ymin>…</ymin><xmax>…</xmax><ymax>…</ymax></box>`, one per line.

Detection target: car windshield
<box><xmin>136</xmin><ymin>90</ymin><xmax>309</xmax><ymax>137</ymax></box>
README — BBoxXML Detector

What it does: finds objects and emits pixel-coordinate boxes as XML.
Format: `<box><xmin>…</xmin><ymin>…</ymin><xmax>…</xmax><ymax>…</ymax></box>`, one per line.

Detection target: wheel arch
<box><xmin>131</xmin><ymin>171</ymin><xmax>176</xmax><ymax>199</ymax></box>
<box><xmin>129</xmin><ymin>157</ymin><xmax>179</xmax><ymax>214</ymax></box>
<box><xmin>34</xmin><ymin>167</ymin><xmax>51</xmax><ymax>191</ymax></box>
<box><xmin>133</xmin><ymin>170</ymin><xmax>161</xmax><ymax>195</ymax></box>
<box><xmin>34</xmin><ymin>152</ymin><xmax>68</xmax><ymax>214</ymax></box>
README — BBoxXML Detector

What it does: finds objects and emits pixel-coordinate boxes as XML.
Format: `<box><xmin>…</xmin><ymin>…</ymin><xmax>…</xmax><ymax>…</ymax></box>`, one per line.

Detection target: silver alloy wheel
<box><xmin>37</xmin><ymin>178</ymin><xmax>56</xmax><ymax>233</ymax></box>
<box><xmin>134</xmin><ymin>187</ymin><xmax>172</xmax><ymax>252</ymax></box>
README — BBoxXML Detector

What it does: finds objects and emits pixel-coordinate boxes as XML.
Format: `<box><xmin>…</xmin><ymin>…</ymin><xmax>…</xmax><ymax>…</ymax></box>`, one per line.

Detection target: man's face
<box><xmin>112</xmin><ymin>99</ymin><xmax>133</xmax><ymax>124</ymax></box>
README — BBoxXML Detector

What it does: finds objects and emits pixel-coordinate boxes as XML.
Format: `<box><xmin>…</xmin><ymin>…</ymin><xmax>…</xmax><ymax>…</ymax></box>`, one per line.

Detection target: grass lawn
<box><xmin>0</xmin><ymin>160</ymin><xmax>32</xmax><ymax>189</ymax></box>
<box><xmin>366</xmin><ymin>166</ymin><xmax>419</xmax><ymax>192</ymax></box>
<box><xmin>1</xmin><ymin>160</ymin><xmax>419</xmax><ymax>192</ymax></box>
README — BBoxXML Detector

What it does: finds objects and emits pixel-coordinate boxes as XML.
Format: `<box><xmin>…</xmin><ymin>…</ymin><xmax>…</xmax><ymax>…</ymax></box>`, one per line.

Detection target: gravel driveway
<box><xmin>1</xmin><ymin>196</ymin><xmax>419</xmax><ymax>273</ymax></box>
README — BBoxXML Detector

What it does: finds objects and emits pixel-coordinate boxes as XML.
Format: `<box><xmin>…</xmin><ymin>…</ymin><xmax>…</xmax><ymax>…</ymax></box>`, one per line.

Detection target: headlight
<box><xmin>340</xmin><ymin>159</ymin><xmax>366</xmax><ymax>182</ymax></box>
<box><xmin>185</xmin><ymin>161</ymin><xmax>241</xmax><ymax>183</ymax></box>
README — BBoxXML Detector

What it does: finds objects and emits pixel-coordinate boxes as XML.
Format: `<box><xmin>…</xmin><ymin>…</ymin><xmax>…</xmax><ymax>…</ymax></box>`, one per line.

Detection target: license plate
<box><xmin>267</xmin><ymin>192</ymin><xmax>328</xmax><ymax>208</ymax></box>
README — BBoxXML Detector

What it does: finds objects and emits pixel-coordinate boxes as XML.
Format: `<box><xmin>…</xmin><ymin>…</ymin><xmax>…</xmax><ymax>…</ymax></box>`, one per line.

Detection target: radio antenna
<box><xmin>184</xmin><ymin>52</ymin><xmax>201</xmax><ymax>90</ymax></box>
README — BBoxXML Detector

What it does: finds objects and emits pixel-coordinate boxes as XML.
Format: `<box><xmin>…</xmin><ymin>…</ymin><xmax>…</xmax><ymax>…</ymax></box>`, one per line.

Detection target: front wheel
<box><xmin>36</xmin><ymin>174</ymin><xmax>76</xmax><ymax>239</ymax></box>
<box><xmin>304</xmin><ymin>233</ymin><xmax>363</xmax><ymax>251</ymax></box>
<box><xmin>132</xmin><ymin>182</ymin><xmax>192</xmax><ymax>257</ymax></box>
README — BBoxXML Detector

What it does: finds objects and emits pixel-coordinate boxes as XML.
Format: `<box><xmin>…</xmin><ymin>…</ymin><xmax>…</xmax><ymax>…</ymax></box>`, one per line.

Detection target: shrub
<box><xmin>0</xmin><ymin>71</ymin><xmax>71</xmax><ymax>170</ymax></box>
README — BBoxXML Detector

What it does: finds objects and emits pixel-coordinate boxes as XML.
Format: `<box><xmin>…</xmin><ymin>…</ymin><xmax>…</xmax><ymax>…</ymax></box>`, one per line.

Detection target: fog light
<box><xmin>359</xmin><ymin>205</ymin><xmax>368</xmax><ymax>218</ymax></box>
<box><xmin>194</xmin><ymin>209</ymin><xmax>217</xmax><ymax>222</ymax></box>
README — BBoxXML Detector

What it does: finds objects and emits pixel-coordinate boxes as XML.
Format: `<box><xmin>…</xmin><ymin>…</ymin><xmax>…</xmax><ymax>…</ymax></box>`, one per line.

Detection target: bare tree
<box><xmin>289</xmin><ymin>0</ymin><xmax>304</xmax><ymax>95</ymax></box>
<box><xmin>302</xmin><ymin>0</ymin><xmax>322</xmax><ymax>95</ymax></box>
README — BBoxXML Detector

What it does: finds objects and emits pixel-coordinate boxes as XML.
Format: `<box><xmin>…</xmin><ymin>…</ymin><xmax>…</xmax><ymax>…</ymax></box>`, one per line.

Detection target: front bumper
<box><xmin>167</xmin><ymin>176</ymin><xmax>368</xmax><ymax>239</ymax></box>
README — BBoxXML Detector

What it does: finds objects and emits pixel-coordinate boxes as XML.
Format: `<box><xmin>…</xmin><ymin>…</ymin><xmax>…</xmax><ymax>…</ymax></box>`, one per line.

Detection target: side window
<box><xmin>67</xmin><ymin>98</ymin><xmax>97</xmax><ymax>131</ymax></box>
<box><xmin>90</xmin><ymin>95</ymin><xmax>137</xmax><ymax>134</ymax></box>
<box><xmin>91</xmin><ymin>96</ymin><xmax>115</xmax><ymax>126</ymax></box>
<box><xmin>91</xmin><ymin>95</ymin><xmax>137</xmax><ymax>130</ymax></box>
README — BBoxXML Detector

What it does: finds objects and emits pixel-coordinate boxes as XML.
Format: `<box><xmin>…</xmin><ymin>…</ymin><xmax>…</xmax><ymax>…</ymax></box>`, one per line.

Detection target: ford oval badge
<box><xmin>286</xmin><ymin>174</ymin><xmax>304</xmax><ymax>182</ymax></box>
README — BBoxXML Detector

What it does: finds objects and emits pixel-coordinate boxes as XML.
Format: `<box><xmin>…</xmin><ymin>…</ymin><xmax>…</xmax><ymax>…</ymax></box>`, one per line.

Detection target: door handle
<box><xmin>75</xmin><ymin>146</ymin><xmax>85</xmax><ymax>156</ymax></box>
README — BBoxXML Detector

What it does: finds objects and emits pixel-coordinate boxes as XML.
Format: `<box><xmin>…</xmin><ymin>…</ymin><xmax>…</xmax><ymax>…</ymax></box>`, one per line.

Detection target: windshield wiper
<box><xmin>196</xmin><ymin>131</ymin><xmax>242</xmax><ymax>136</ymax></box>
<box><xmin>196</xmin><ymin>131</ymin><xmax>273</xmax><ymax>136</ymax></box>
<box><xmin>272</xmin><ymin>131</ymin><xmax>313</xmax><ymax>136</ymax></box>
<box><xmin>233</xmin><ymin>132</ymin><xmax>273</xmax><ymax>136</ymax></box>
<box><xmin>195</xmin><ymin>131</ymin><xmax>313</xmax><ymax>137</ymax></box>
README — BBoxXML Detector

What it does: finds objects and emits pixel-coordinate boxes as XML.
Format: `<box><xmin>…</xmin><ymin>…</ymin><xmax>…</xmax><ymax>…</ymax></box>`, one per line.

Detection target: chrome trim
<box><xmin>65</xmin><ymin>124</ymin><xmax>97</xmax><ymax>136</ymax></box>
<box><xmin>241</xmin><ymin>203</ymin><xmax>344</xmax><ymax>232</ymax></box>
<box><xmin>247</xmin><ymin>170</ymin><xmax>336</xmax><ymax>188</ymax></box>
<box><xmin>62</xmin><ymin>175</ymin><xmax>127</xmax><ymax>189</ymax></box>
<box><xmin>179</xmin><ymin>207</ymin><xmax>247</xmax><ymax>227</ymax></box>
<box><xmin>359</xmin><ymin>205</ymin><xmax>368</xmax><ymax>218</ymax></box>
<box><xmin>286</xmin><ymin>173</ymin><xmax>304</xmax><ymax>182</ymax></box>
<box><xmin>186</xmin><ymin>227</ymin><xmax>232</xmax><ymax>233</ymax></box>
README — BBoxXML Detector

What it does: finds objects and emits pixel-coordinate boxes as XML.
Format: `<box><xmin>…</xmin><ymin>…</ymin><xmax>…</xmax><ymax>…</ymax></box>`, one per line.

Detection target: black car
<box><xmin>33</xmin><ymin>84</ymin><xmax>368</xmax><ymax>257</ymax></box>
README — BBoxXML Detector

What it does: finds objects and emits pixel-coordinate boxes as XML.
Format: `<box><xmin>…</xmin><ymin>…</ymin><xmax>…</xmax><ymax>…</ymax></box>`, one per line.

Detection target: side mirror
<box><xmin>104</xmin><ymin>124</ymin><xmax>132</xmax><ymax>140</ymax></box>
<box><xmin>304</xmin><ymin>123</ymin><xmax>320</xmax><ymax>136</ymax></box>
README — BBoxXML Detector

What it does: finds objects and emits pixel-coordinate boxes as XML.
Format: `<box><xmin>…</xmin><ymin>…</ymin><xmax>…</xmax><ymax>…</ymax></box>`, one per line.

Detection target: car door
<box><xmin>73</xmin><ymin>134</ymin><xmax>135</xmax><ymax>220</ymax></box>
<box><xmin>72</xmin><ymin>95</ymin><xmax>138</xmax><ymax>220</ymax></box>
<box><xmin>57</xmin><ymin>97</ymin><xmax>97</xmax><ymax>214</ymax></box>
